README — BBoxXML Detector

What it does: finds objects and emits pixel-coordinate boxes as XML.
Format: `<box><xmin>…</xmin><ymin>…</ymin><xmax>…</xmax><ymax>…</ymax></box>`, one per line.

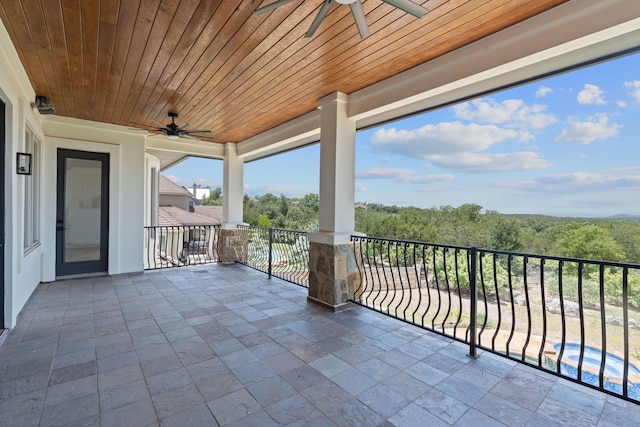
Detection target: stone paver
<box><xmin>0</xmin><ymin>264</ymin><xmax>637</xmax><ymax>426</ymax></box>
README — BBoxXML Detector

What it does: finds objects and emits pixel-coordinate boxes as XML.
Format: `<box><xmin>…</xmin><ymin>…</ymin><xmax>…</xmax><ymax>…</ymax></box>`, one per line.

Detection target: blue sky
<box><xmin>165</xmin><ymin>52</ymin><xmax>640</xmax><ymax>217</ymax></box>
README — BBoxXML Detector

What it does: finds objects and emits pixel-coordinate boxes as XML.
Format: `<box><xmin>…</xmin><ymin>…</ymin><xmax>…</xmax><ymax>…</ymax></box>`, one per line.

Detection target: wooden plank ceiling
<box><xmin>0</xmin><ymin>0</ymin><xmax>567</xmax><ymax>144</ymax></box>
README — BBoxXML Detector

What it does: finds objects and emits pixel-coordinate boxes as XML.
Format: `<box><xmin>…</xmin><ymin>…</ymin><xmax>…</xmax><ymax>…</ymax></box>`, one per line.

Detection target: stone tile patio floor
<box><xmin>0</xmin><ymin>264</ymin><xmax>638</xmax><ymax>427</ymax></box>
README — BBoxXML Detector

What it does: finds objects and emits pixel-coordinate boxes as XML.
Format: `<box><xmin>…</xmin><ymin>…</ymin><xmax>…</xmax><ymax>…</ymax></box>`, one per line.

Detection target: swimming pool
<box><xmin>553</xmin><ymin>343</ymin><xmax>640</xmax><ymax>400</ymax></box>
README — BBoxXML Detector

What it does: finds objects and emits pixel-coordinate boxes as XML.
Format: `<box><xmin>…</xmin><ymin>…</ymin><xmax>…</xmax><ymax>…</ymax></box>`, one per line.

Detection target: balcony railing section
<box><xmin>237</xmin><ymin>225</ymin><xmax>309</xmax><ymax>287</ymax></box>
<box><xmin>144</xmin><ymin>225</ymin><xmax>220</xmax><ymax>270</ymax></box>
<box><xmin>351</xmin><ymin>235</ymin><xmax>640</xmax><ymax>403</ymax></box>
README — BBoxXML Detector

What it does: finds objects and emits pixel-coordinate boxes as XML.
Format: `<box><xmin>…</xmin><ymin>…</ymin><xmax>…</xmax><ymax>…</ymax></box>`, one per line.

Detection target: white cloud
<box><xmin>612</xmin><ymin>166</ymin><xmax>640</xmax><ymax>173</ymax></box>
<box><xmin>453</xmin><ymin>98</ymin><xmax>556</xmax><ymax>129</ymax></box>
<box><xmin>502</xmin><ymin>172</ymin><xmax>640</xmax><ymax>193</ymax></box>
<box><xmin>577</xmin><ymin>84</ymin><xmax>606</xmax><ymax>105</ymax></box>
<box><xmin>371</xmin><ymin>122</ymin><xmax>519</xmax><ymax>158</ymax></box>
<box><xmin>617</xmin><ymin>100</ymin><xmax>628</xmax><ymax>108</ymax></box>
<box><xmin>625</xmin><ymin>80</ymin><xmax>640</xmax><ymax>102</ymax></box>
<box><xmin>371</xmin><ymin>121</ymin><xmax>551</xmax><ymax>173</ymax></box>
<box><xmin>356</xmin><ymin>167</ymin><xmax>454</xmax><ymax>184</ymax></box>
<box><xmin>535</xmin><ymin>86</ymin><xmax>553</xmax><ymax>98</ymax></box>
<box><xmin>356</xmin><ymin>167</ymin><xmax>413</xmax><ymax>180</ymax></box>
<box><xmin>555</xmin><ymin>113</ymin><xmax>620</xmax><ymax>144</ymax></box>
<box><xmin>427</xmin><ymin>152</ymin><xmax>552</xmax><ymax>173</ymax></box>
<box><xmin>355</xmin><ymin>181</ymin><xmax>368</xmax><ymax>192</ymax></box>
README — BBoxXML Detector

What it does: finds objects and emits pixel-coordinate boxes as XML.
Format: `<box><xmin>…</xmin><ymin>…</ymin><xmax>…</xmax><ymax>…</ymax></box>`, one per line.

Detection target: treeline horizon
<box><xmin>199</xmin><ymin>189</ymin><xmax>640</xmax><ymax>263</ymax></box>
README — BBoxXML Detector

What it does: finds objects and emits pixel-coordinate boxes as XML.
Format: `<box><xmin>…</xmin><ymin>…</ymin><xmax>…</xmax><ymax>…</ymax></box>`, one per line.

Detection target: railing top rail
<box><xmin>351</xmin><ymin>234</ymin><xmax>640</xmax><ymax>269</ymax></box>
<box><xmin>237</xmin><ymin>224</ymin><xmax>308</xmax><ymax>235</ymax></box>
<box><xmin>144</xmin><ymin>224</ymin><xmax>221</xmax><ymax>229</ymax></box>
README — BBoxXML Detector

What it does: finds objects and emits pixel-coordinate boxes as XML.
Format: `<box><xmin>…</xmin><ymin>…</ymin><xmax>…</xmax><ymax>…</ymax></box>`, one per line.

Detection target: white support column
<box><xmin>222</xmin><ymin>143</ymin><xmax>244</xmax><ymax>228</ymax></box>
<box><xmin>308</xmin><ymin>92</ymin><xmax>360</xmax><ymax>310</ymax></box>
<box><xmin>311</xmin><ymin>92</ymin><xmax>356</xmax><ymax>245</ymax></box>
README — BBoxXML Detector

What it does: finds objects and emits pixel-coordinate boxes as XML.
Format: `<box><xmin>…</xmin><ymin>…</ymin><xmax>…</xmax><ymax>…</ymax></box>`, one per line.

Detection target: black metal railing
<box><xmin>351</xmin><ymin>235</ymin><xmax>640</xmax><ymax>403</ymax></box>
<box><xmin>237</xmin><ymin>225</ymin><xmax>309</xmax><ymax>287</ymax></box>
<box><xmin>144</xmin><ymin>225</ymin><xmax>220</xmax><ymax>270</ymax></box>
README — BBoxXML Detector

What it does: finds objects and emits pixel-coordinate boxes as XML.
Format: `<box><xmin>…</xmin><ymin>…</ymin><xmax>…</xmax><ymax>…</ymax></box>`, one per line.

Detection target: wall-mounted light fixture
<box><xmin>31</xmin><ymin>95</ymin><xmax>55</xmax><ymax>115</ymax></box>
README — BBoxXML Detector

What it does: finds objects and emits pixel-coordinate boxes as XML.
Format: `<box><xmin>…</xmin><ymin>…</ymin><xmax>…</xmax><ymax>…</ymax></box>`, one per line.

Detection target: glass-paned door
<box><xmin>56</xmin><ymin>149</ymin><xmax>109</xmax><ymax>276</ymax></box>
<box><xmin>1</xmin><ymin>100</ymin><xmax>5</xmax><ymax>327</ymax></box>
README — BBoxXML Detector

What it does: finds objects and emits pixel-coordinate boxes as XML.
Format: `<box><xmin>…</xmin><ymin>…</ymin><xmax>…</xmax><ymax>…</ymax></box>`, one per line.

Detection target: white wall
<box><xmin>0</xmin><ymin>17</ymin><xmax>45</xmax><ymax>328</ymax></box>
<box><xmin>42</xmin><ymin>117</ymin><xmax>146</xmax><ymax>282</ymax></box>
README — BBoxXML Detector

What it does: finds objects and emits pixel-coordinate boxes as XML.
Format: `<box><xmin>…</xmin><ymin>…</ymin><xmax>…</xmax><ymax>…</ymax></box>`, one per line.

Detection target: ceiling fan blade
<box><xmin>349</xmin><ymin>0</ymin><xmax>370</xmax><ymax>39</ymax></box>
<box><xmin>183</xmin><ymin>130</ymin><xmax>211</xmax><ymax>134</ymax></box>
<box><xmin>176</xmin><ymin>123</ymin><xmax>189</xmax><ymax>130</ymax></box>
<box><xmin>305</xmin><ymin>0</ymin><xmax>335</xmax><ymax>38</ymax></box>
<box><xmin>382</xmin><ymin>0</ymin><xmax>427</xmax><ymax>18</ymax></box>
<box><xmin>255</xmin><ymin>0</ymin><xmax>296</xmax><ymax>15</ymax></box>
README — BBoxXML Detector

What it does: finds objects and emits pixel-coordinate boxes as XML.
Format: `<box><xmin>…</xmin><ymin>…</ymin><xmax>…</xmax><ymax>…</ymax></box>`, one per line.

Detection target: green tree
<box><xmin>491</xmin><ymin>217</ymin><xmax>522</xmax><ymax>251</ymax></box>
<box><xmin>202</xmin><ymin>187</ymin><xmax>223</xmax><ymax>205</ymax></box>
<box><xmin>554</xmin><ymin>224</ymin><xmax>624</xmax><ymax>262</ymax></box>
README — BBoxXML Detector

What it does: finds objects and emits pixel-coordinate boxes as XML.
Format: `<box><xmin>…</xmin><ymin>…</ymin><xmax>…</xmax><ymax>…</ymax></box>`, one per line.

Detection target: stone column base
<box><xmin>308</xmin><ymin>241</ymin><xmax>361</xmax><ymax>309</ymax></box>
<box><xmin>217</xmin><ymin>228</ymin><xmax>247</xmax><ymax>263</ymax></box>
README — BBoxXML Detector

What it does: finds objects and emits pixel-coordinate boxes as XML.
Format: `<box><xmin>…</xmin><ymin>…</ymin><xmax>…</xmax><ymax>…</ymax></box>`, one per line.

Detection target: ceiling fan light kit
<box><xmin>134</xmin><ymin>112</ymin><xmax>213</xmax><ymax>141</ymax></box>
<box><xmin>256</xmin><ymin>0</ymin><xmax>427</xmax><ymax>39</ymax></box>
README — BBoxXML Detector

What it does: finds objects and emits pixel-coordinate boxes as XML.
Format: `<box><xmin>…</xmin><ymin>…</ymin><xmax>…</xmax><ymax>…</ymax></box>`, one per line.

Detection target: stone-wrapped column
<box><xmin>308</xmin><ymin>241</ymin><xmax>361</xmax><ymax>309</ymax></box>
<box><xmin>217</xmin><ymin>228</ymin><xmax>248</xmax><ymax>263</ymax></box>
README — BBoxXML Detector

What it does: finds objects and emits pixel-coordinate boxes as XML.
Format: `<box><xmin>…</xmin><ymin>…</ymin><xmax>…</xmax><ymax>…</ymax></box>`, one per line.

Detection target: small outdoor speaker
<box><xmin>31</xmin><ymin>95</ymin><xmax>55</xmax><ymax>115</ymax></box>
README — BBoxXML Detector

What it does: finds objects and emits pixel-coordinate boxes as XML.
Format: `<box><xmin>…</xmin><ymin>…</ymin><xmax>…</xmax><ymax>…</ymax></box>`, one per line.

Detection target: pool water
<box><xmin>554</xmin><ymin>343</ymin><xmax>640</xmax><ymax>400</ymax></box>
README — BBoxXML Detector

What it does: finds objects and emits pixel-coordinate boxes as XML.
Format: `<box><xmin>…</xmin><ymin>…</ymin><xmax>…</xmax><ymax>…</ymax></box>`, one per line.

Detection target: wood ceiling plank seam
<box><xmin>191</xmin><ymin>0</ymin><xmax>337</xmax><ymax>129</ymax></box>
<box><xmin>41</xmin><ymin>0</ymin><xmax>76</xmax><ymax>116</ymax></box>
<box><xmin>192</xmin><ymin>0</ymin><xmax>384</xmax><ymax>130</ymax></box>
<box><xmin>93</xmin><ymin>0</ymin><xmax>120</xmax><ymax>122</ymax></box>
<box><xmin>4</xmin><ymin>1</ymin><xmax>59</xmax><ymax>111</ymax></box>
<box><xmin>140</xmin><ymin>0</ymin><xmax>230</xmax><ymax>126</ymax></box>
<box><xmin>117</xmin><ymin>0</ymin><xmax>182</xmax><ymax>126</ymax></box>
<box><xmin>126</xmin><ymin>0</ymin><xmax>207</xmax><ymax>126</ymax></box>
<box><xmin>201</xmin><ymin>0</ymin><xmax>436</xmax><ymax>133</ymax></box>
<box><xmin>145</xmin><ymin>0</ymin><xmax>314</xmax><ymax>129</ymax></box>
<box><xmin>307</xmin><ymin>0</ymin><xmax>567</xmax><ymax>117</ymax></box>
<box><xmin>154</xmin><ymin>5</ymin><xmax>261</xmax><ymax>124</ymax></box>
<box><xmin>193</xmin><ymin>0</ymin><xmax>385</xmax><ymax>132</ymax></box>
<box><xmin>218</xmin><ymin>0</ymin><xmax>480</xmax><ymax>134</ymax></box>
<box><xmin>61</xmin><ymin>0</ymin><xmax>85</xmax><ymax>118</ymax></box>
<box><xmin>168</xmin><ymin>4</ymin><xmax>305</xmax><ymax>126</ymax></box>
<box><xmin>203</xmin><ymin>0</ymin><xmax>447</xmax><ymax>136</ymax></box>
<box><xmin>80</xmin><ymin>0</ymin><xmax>100</xmax><ymax>121</ymax></box>
<box><xmin>140</xmin><ymin>0</ymin><xmax>230</xmax><ymax>124</ymax></box>
<box><xmin>101</xmin><ymin>0</ymin><xmax>141</xmax><ymax>123</ymax></box>
<box><xmin>250</xmin><ymin>0</ymin><xmax>518</xmax><ymax>130</ymax></box>
<box><xmin>108</xmin><ymin>0</ymin><xmax>161</xmax><ymax>124</ymax></box>
<box><xmin>347</xmin><ymin>0</ymin><xmax>568</xmax><ymax>92</ymax></box>
<box><xmin>157</xmin><ymin>0</ymin><xmax>267</xmax><ymax>122</ymax></box>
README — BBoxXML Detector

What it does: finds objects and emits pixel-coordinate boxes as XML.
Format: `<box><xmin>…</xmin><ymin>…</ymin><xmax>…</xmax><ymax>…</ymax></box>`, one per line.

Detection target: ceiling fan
<box><xmin>255</xmin><ymin>0</ymin><xmax>427</xmax><ymax>39</ymax></box>
<box><xmin>139</xmin><ymin>112</ymin><xmax>213</xmax><ymax>141</ymax></box>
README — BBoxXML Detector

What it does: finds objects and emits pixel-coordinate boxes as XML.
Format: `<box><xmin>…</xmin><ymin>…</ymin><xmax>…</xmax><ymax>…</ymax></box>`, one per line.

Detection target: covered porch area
<box><xmin>0</xmin><ymin>264</ymin><xmax>637</xmax><ymax>426</ymax></box>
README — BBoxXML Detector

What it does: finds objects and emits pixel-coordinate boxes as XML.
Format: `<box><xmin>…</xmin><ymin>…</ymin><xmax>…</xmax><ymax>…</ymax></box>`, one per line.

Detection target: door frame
<box><xmin>0</xmin><ymin>99</ymin><xmax>5</xmax><ymax>328</ymax></box>
<box><xmin>56</xmin><ymin>149</ymin><xmax>110</xmax><ymax>276</ymax></box>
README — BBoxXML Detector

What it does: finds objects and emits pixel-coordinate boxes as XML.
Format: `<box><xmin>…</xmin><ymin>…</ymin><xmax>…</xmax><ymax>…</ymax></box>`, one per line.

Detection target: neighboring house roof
<box><xmin>158</xmin><ymin>206</ymin><xmax>220</xmax><ymax>227</ymax></box>
<box><xmin>159</xmin><ymin>175</ymin><xmax>192</xmax><ymax>196</ymax></box>
<box><xmin>193</xmin><ymin>205</ymin><xmax>223</xmax><ymax>224</ymax></box>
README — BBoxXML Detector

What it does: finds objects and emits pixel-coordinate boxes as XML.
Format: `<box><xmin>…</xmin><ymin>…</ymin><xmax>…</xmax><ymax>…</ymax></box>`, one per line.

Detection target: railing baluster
<box><xmin>469</xmin><ymin>247</ymin><xmax>478</xmax><ymax>359</ymax></box>
<box><xmin>622</xmin><ymin>267</ymin><xmax>629</xmax><ymax>398</ymax></box>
